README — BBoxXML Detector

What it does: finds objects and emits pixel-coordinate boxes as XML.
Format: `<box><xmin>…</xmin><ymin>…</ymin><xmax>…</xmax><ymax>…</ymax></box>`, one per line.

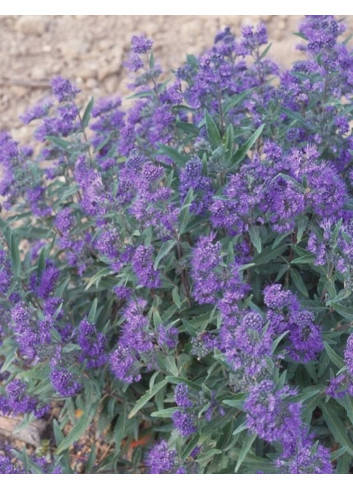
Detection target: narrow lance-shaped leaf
<box><xmin>248</xmin><ymin>226</ymin><xmax>262</xmax><ymax>254</ymax></box>
<box><xmin>56</xmin><ymin>403</ymin><xmax>98</xmax><ymax>454</ymax></box>
<box><xmin>229</xmin><ymin>124</ymin><xmax>265</xmax><ymax>171</ymax></box>
<box><xmin>234</xmin><ymin>433</ymin><xmax>257</xmax><ymax>473</ymax></box>
<box><xmin>128</xmin><ymin>379</ymin><xmax>168</xmax><ymax>419</ymax></box>
<box><xmin>205</xmin><ymin>109</ymin><xmax>222</xmax><ymax>149</ymax></box>
<box><xmin>81</xmin><ymin>97</ymin><xmax>94</xmax><ymax>129</ymax></box>
<box><xmin>10</xmin><ymin>233</ymin><xmax>21</xmax><ymax>277</ymax></box>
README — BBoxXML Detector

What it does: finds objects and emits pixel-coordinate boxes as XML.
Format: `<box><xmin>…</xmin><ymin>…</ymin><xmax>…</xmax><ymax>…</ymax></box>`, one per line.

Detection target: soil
<box><xmin>2</xmin><ymin>14</ymin><xmax>351</xmax><ymax>143</ymax></box>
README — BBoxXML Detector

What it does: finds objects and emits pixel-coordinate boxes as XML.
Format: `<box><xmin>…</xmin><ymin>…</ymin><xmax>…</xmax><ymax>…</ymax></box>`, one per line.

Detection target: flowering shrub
<box><xmin>1</xmin><ymin>15</ymin><xmax>353</xmax><ymax>474</ymax></box>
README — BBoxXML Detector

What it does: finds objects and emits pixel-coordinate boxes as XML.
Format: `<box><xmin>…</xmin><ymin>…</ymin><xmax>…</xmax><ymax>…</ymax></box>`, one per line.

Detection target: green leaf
<box><xmin>10</xmin><ymin>233</ymin><xmax>21</xmax><ymax>277</ymax></box>
<box><xmin>238</xmin><ymin>262</ymin><xmax>255</xmax><ymax>271</ymax></box>
<box><xmin>197</xmin><ymin>448</ymin><xmax>222</xmax><ymax>465</ymax></box>
<box><xmin>330</xmin><ymin>446</ymin><xmax>347</xmax><ymax>461</ymax></box>
<box><xmin>232</xmin><ymin>421</ymin><xmax>248</xmax><ymax>436</ymax></box>
<box><xmin>343</xmin><ymin>396</ymin><xmax>353</xmax><ymax>426</ymax></box>
<box><xmin>95</xmin><ymin>134</ymin><xmax>111</xmax><ymax>152</ymax></box>
<box><xmin>181</xmin><ymin>434</ymin><xmax>201</xmax><ymax>459</ymax></box>
<box><xmin>172</xmin><ymin>286</ymin><xmax>181</xmax><ymax>309</ymax></box>
<box><xmin>128</xmin><ymin>379</ymin><xmax>168</xmax><ymax>419</ymax></box>
<box><xmin>258</xmin><ymin>43</ymin><xmax>272</xmax><ymax>61</ymax></box>
<box><xmin>179</xmin><ymin>188</ymin><xmax>194</xmax><ymax>235</ymax></box>
<box><xmin>223</xmin><ymin>91</ymin><xmax>250</xmax><ymax>114</ymax></box>
<box><xmin>337</xmin><ymin>451</ymin><xmax>352</xmax><ymax>474</ymax></box>
<box><xmin>113</xmin><ymin>407</ymin><xmax>127</xmax><ymax>453</ymax></box>
<box><xmin>149</xmin><ymin>52</ymin><xmax>155</xmax><ymax>69</ymax></box>
<box><xmin>84</xmin><ymin>267</ymin><xmax>112</xmax><ymax>290</ymax></box>
<box><xmin>296</xmin><ymin>215</ymin><xmax>308</xmax><ymax>243</ymax></box>
<box><xmin>291</xmin><ymin>254</ymin><xmax>314</xmax><ymax>265</ymax></box>
<box><xmin>324</xmin><ymin>342</ymin><xmax>345</xmax><ymax>369</ymax></box>
<box><xmin>224</xmin><ymin>123</ymin><xmax>235</xmax><ymax>158</ymax></box>
<box><xmin>88</xmin><ymin>298</ymin><xmax>98</xmax><ymax>323</ymax></box>
<box><xmin>254</xmin><ymin>244</ymin><xmax>288</xmax><ymax>266</ymax></box>
<box><xmin>282</xmin><ymin>107</ymin><xmax>311</xmax><ymax>129</ymax></box>
<box><xmin>331</xmin><ymin>303</ymin><xmax>353</xmax><ymax>321</ymax></box>
<box><xmin>154</xmin><ymin>240</ymin><xmax>176</xmax><ymax>270</ymax></box>
<box><xmin>229</xmin><ymin>124</ymin><xmax>265</xmax><ymax>171</ymax></box>
<box><xmin>46</xmin><ymin>135</ymin><xmax>70</xmax><ymax>150</ymax></box>
<box><xmin>163</xmin><ymin>355</ymin><xmax>179</xmax><ymax>376</ymax></box>
<box><xmin>166</xmin><ymin>376</ymin><xmax>200</xmax><ymax>390</ymax></box>
<box><xmin>326</xmin><ymin>288</ymin><xmax>352</xmax><ymax>306</ymax></box>
<box><xmin>293</xmin><ymin>31</ymin><xmax>307</xmax><ymax>40</ymax></box>
<box><xmin>234</xmin><ymin>433</ymin><xmax>257</xmax><ymax>472</ymax></box>
<box><xmin>290</xmin><ymin>268</ymin><xmax>309</xmax><ymax>297</ymax></box>
<box><xmin>56</xmin><ymin>403</ymin><xmax>97</xmax><ymax>454</ymax></box>
<box><xmin>271</xmin><ymin>330</ymin><xmax>289</xmax><ymax>354</ymax></box>
<box><xmin>157</xmin><ymin>144</ymin><xmax>188</xmax><ymax>165</ymax></box>
<box><xmin>248</xmin><ymin>226</ymin><xmax>262</xmax><ymax>254</ymax></box>
<box><xmin>205</xmin><ymin>110</ymin><xmax>222</xmax><ymax>149</ymax></box>
<box><xmin>151</xmin><ymin>407</ymin><xmax>177</xmax><ymax>418</ymax></box>
<box><xmin>223</xmin><ymin>394</ymin><xmax>246</xmax><ymax>410</ymax></box>
<box><xmin>85</xmin><ymin>444</ymin><xmax>96</xmax><ymax>473</ymax></box>
<box><xmin>290</xmin><ymin>386</ymin><xmax>320</xmax><ymax>404</ymax></box>
<box><xmin>321</xmin><ymin>402</ymin><xmax>353</xmax><ymax>456</ymax></box>
<box><xmin>81</xmin><ymin>97</ymin><xmax>94</xmax><ymax>129</ymax></box>
<box><xmin>186</xmin><ymin>54</ymin><xmax>198</xmax><ymax>67</ymax></box>
<box><xmin>271</xmin><ymin>231</ymin><xmax>291</xmax><ymax>250</ymax></box>
<box><xmin>175</xmin><ymin>121</ymin><xmax>199</xmax><ymax>136</ymax></box>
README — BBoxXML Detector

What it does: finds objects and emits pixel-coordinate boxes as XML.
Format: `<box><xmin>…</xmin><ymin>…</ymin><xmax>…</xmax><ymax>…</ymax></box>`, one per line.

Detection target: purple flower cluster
<box><xmin>49</xmin><ymin>348</ymin><xmax>81</xmax><ymax>397</ymax></box>
<box><xmin>220</xmin><ymin>310</ymin><xmax>274</xmax><ymax>388</ymax></box>
<box><xmin>0</xmin><ymin>454</ymin><xmax>20</xmax><ymax>474</ymax></box>
<box><xmin>0</xmin><ymin>379</ymin><xmax>49</xmax><ymax>419</ymax></box>
<box><xmin>90</xmin><ymin>96</ymin><xmax>125</xmax><ymax>170</ymax></box>
<box><xmin>110</xmin><ymin>297</ymin><xmax>153</xmax><ymax>383</ymax></box>
<box><xmin>0</xmin><ymin>250</ymin><xmax>11</xmax><ymax>294</ymax></box>
<box><xmin>51</xmin><ymin>76</ymin><xmax>80</xmax><ymax>103</ymax></box>
<box><xmin>110</xmin><ymin>297</ymin><xmax>181</xmax><ymax>384</ymax></box>
<box><xmin>327</xmin><ymin>333</ymin><xmax>353</xmax><ymax>398</ymax></box>
<box><xmin>94</xmin><ymin>227</ymin><xmax>120</xmax><ymax>261</ymax></box>
<box><xmin>245</xmin><ymin>380</ymin><xmax>302</xmax><ymax>445</ymax></box>
<box><xmin>11</xmin><ymin>302</ymin><xmax>47</xmax><ymax>359</ymax></box>
<box><xmin>156</xmin><ymin>325</ymin><xmax>179</xmax><ymax>350</ymax></box>
<box><xmin>78</xmin><ymin>319</ymin><xmax>107</xmax><ymax>368</ymax></box>
<box><xmin>275</xmin><ymin>429</ymin><xmax>332</xmax><ymax>474</ymax></box>
<box><xmin>191</xmin><ymin>234</ymin><xmax>223</xmax><ymax>304</ymax></box>
<box><xmin>299</xmin><ymin>15</ymin><xmax>345</xmax><ymax>53</ymax></box>
<box><xmin>264</xmin><ymin>284</ymin><xmax>323</xmax><ymax>362</ymax></box>
<box><xmin>179</xmin><ymin>157</ymin><xmax>213</xmax><ymax>215</ymax></box>
<box><xmin>132</xmin><ymin>245</ymin><xmax>160</xmax><ymax>288</ymax></box>
<box><xmin>54</xmin><ymin>207</ymin><xmax>92</xmax><ymax>275</ymax></box>
<box><xmin>30</xmin><ymin>260</ymin><xmax>60</xmax><ymax>299</ymax></box>
<box><xmin>244</xmin><ymin>380</ymin><xmax>332</xmax><ymax>473</ymax></box>
<box><xmin>308</xmin><ymin>218</ymin><xmax>353</xmax><ymax>275</ymax></box>
<box><xmin>74</xmin><ymin>155</ymin><xmax>107</xmax><ymax>217</ymax></box>
<box><xmin>0</xmin><ymin>131</ymin><xmax>29</xmax><ymax>210</ymax></box>
<box><xmin>172</xmin><ymin>383</ymin><xmax>196</xmax><ymax>437</ymax></box>
<box><xmin>20</xmin><ymin>97</ymin><xmax>53</xmax><ymax>125</ymax></box>
<box><xmin>50</xmin><ymin>366</ymin><xmax>81</xmax><ymax>398</ymax></box>
<box><xmin>145</xmin><ymin>440</ymin><xmax>183</xmax><ymax>474</ymax></box>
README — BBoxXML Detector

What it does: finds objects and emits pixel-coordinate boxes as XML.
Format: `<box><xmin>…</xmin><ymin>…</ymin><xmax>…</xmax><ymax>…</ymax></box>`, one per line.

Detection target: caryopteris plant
<box><xmin>1</xmin><ymin>15</ymin><xmax>353</xmax><ymax>474</ymax></box>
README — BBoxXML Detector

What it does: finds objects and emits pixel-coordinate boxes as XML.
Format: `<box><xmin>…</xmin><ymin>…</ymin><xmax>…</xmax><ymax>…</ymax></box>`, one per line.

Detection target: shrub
<box><xmin>1</xmin><ymin>15</ymin><xmax>353</xmax><ymax>474</ymax></box>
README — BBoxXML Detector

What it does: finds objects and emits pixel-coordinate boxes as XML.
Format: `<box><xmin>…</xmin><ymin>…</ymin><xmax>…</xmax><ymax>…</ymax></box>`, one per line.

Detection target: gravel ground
<box><xmin>0</xmin><ymin>14</ymin><xmax>331</xmax><ymax>142</ymax></box>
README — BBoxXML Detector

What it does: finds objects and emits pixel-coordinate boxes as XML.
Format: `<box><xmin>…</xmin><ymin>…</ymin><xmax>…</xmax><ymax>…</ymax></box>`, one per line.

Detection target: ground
<box><xmin>0</xmin><ymin>14</ymin><xmax>324</xmax><ymax>142</ymax></box>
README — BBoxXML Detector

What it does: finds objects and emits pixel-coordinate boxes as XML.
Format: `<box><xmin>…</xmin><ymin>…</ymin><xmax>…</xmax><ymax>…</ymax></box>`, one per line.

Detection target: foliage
<box><xmin>1</xmin><ymin>17</ymin><xmax>353</xmax><ymax>474</ymax></box>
